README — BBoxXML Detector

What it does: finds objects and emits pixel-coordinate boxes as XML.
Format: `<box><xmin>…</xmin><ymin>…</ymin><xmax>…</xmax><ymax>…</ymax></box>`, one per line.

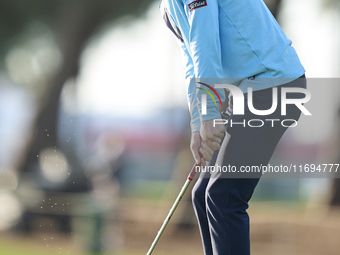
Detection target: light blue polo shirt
<box><xmin>159</xmin><ymin>0</ymin><xmax>305</xmax><ymax>132</ymax></box>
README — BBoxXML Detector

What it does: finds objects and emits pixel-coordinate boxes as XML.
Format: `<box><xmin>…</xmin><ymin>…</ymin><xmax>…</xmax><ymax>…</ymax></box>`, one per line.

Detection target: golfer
<box><xmin>160</xmin><ymin>0</ymin><xmax>306</xmax><ymax>254</ymax></box>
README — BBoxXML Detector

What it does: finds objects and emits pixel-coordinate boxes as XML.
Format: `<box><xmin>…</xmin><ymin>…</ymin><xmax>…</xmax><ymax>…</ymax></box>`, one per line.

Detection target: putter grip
<box><xmin>188</xmin><ymin>163</ymin><xmax>198</xmax><ymax>181</ymax></box>
<box><xmin>188</xmin><ymin>152</ymin><xmax>202</xmax><ymax>181</ymax></box>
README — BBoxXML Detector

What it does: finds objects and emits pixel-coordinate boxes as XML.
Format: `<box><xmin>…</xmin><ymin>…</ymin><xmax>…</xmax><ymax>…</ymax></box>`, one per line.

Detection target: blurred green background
<box><xmin>0</xmin><ymin>0</ymin><xmax>340</xmax><ymax>254</ymax></box>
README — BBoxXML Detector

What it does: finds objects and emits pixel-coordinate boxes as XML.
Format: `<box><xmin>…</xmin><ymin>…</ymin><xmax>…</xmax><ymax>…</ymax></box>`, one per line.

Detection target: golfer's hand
<box><xmin>200</xmin><ymin>118</ymin><xmax>225</xmax><ymax>162</ymax></box>
<box><xmin>190</xmin><ymin>131</ymin><xmax>202</xmax><ymax>165</ymax></box>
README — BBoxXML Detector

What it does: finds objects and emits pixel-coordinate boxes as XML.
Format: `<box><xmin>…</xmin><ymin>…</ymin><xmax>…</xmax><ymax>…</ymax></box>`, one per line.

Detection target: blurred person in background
<box><xmin>160</xmin><ymin>0</ymin><xmax>306</xmax><ymax>254</ymax></box>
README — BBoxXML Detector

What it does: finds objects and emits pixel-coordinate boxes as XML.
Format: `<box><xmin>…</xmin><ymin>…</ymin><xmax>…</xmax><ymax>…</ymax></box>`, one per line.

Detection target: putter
<box><xmin>146</xmin><ymin>160</ymin><xmax>200</xmax><ymax>255</ymax></box>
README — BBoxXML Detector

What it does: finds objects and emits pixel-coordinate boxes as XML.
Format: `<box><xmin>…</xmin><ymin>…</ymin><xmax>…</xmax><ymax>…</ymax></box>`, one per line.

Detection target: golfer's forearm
<box><xmin>179</xmin><ymin>43</ymin><xmax>201</xmax><ymax>132</ymax></box>
<box><xmin>190</xmin><ymin>102</ymin><xmax>200</xmax><ymax>133</ymax></box>
<box><xmin>185</xmin><ymin>0</ymin><xmax>225</xmax><ymax>121</ymax></box>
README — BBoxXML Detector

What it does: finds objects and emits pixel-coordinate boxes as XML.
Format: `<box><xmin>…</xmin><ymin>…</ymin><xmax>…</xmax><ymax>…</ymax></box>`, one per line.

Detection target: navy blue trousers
<box><xmin>192</xmin><ymin>76</ymin><xmax>306</xmax><ymax>255</ymax></box>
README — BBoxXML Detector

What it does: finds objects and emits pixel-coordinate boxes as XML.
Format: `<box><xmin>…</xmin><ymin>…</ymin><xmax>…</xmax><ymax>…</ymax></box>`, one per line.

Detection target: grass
<box><xmin>0</xmin><ymin>237</ymin><xmax>175</xmax><ymax>255</ymax></box>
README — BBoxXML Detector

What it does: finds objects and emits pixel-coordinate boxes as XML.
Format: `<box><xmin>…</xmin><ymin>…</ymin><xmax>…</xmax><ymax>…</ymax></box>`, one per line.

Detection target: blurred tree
<box><xmin>0</xmin><ymin>0</ymin><xmax>154</xmax><ymax>185</ymax></box>
<box><xmin>330</xmin><ymin>110</ymin><xmax>340</xmax><ymax>207</ymax></box>
<box><xmin>324</xmin><ymin>0</ymin><xmax>340</xmax><ymax>207</ymax></box>
<box><xmin>264</xmin><ymin>0</ymin><xmax>282</xmax><ymax>19</ymax></box>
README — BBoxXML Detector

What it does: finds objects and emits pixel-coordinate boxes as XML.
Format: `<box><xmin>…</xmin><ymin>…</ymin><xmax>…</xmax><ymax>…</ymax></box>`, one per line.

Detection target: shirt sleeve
<box><xmin>184</xmin><ymin>0</ymin><xmax>225</xmax><ymax>121</ymax></box>
<box><xmin>179</xmin><ymin>42</ymin><xmax>201</xmax><ymax>132</ymax></box>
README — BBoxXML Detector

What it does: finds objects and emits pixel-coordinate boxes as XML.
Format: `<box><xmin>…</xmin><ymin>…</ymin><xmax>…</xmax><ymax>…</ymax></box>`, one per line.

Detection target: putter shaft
<box><xmin>146</xmin><ymin>163</ymin><xmax>198</xmax><ymax>255</ymax></box>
